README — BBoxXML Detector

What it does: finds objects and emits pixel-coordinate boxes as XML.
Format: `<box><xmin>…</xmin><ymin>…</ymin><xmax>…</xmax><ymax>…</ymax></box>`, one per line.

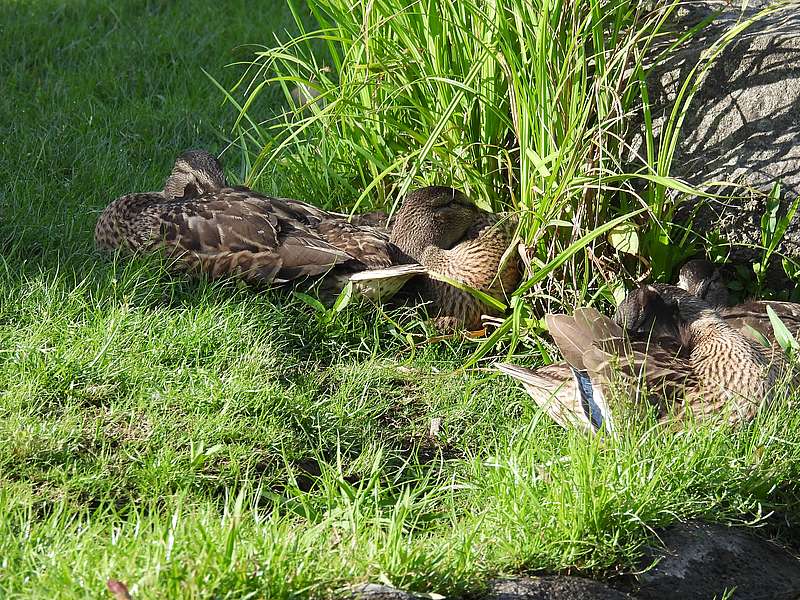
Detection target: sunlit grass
<box><xmin>3</xmin><ymin>0</ymin><xmax>800</xmax><ymax>598</ymax></box>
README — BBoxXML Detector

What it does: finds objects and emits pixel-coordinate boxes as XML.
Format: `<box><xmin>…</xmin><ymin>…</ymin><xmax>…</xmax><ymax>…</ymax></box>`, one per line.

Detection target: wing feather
<box><xmin>546</xmin><ymin>314</ymin><xmax>593</xmax><ymax>371</ymax></box>
<box><xmin>496</xmin><ymin>363</ymin><xmax>598</xmax><ymax>433</ymax></box>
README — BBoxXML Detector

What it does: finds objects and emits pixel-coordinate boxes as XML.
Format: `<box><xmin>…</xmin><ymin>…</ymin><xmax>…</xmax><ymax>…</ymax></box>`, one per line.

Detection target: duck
<box><xmin>677</xmin><ymin>258</ymin><xmax>800</xmax><ymax>351</ymax></box>
<box><xmin>387</xmin><ymin>186</ymin><xmax>521</xmax><ymax>331</ymax></box>
<box><xmin>95</xmin><ymin>151</ymin><xmax>519</xmax><ymax>329</ymax></box>
<box><xmin>164</xmin><ymin>149</ymin><xmax>391</xmax><ymax>230</ymax></box>
<box><xmin>497</xmin><ymin>284</ymin><xmax>781</xmax><ymax>433</ymax></box>
<box><xmin>95</xmin><ymin>150</ymin><xmax>448</xmax><ymax>299</ymax></box>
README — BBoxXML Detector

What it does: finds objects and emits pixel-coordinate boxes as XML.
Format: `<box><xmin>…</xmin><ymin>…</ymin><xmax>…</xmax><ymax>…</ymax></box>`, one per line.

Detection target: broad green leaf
<box><xmin>761</xmin><ymin>183</ymin><xmax>780</xmax><ymax>247</ymax></box>
<box><xmin>743</xmin><ymin>325</ymin><xmax>771</xmax><ymax>349</ymax></box>
<box><xmin>292</xmin><ymin>291</ymin><xmax>327</xmax><ymax>314</ymax></box>
<box><xmin>767</xmin><ymin>305</ymin><xmax>799</xmax><ymax>352</ymax></box>
<box><xmin>608</xmin><ymin>222</ymin><xmax>640</xmax><ymax>255</ymax></box>
<box><xmin>332</xmin><ymin>281</ymin><xmax>354</xmax><ymax>313</ymax></box>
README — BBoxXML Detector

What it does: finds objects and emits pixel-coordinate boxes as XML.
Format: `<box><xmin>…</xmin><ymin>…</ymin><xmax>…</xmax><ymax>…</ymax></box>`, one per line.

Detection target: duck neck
<box><xmin>685</xmin><ymin>310</ymin><xmax>761</xmax><ymax>365</ymax></box>
<box><xmin>389</xmin><ymin>223</ymin><xmax>437</xmax><ymax>262</ymax></box>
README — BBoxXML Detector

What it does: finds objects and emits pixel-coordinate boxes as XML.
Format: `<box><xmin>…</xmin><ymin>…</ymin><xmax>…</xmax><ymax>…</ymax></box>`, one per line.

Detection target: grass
<box><xmin>3</xmin><ymin>0</ymin><xmax>800</xmax><ymax>598</ymax></box>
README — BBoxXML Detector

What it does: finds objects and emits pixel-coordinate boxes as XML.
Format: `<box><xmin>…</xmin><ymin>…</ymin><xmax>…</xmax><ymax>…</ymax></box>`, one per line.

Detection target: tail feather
<box><xmin>497</xmin><ymin>363</ymin><xmax>601</xmax><ymax>433</ymax></box>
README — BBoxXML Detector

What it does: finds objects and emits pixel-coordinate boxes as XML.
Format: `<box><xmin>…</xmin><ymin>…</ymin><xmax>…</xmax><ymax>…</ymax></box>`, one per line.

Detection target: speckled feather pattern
<box><xmin>682</xmin><ymin>316</ymin><xmax>778</xmax><ymax>422</ymax></box>
<box><xmin>678</xmin><ymin>259</ymin><xmax>800</xmax><ymax>365</ymax></box>
<box><xmin>421</xmin><ymin>215</ymin><xmax>520</xmax><ymax>330</ymax></box>
<box><xmin>95</xmin><ymin>186</ymin><xmax>397</xmax><ymax>286</ymax></box>
<box><xmin>96</xmin><ymin>157</ymin><xmax>521</xmax><ymax>330</ymax></box>
<box><xmin>499</xmin><ymin>286</ymin><xmax>784</xmax><ymax>432</ymax></box>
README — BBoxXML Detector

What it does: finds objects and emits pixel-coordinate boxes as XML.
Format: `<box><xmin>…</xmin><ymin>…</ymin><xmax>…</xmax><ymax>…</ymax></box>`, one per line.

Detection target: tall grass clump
<box><xmin>224</xmin><ymin>1</ymin><xmax>789</xmax><ymax>340</ymax></box>
<box><xmin>227</xmin><ymin>1</ymin><xmax>698</xmax><ymax>298</ymax></box>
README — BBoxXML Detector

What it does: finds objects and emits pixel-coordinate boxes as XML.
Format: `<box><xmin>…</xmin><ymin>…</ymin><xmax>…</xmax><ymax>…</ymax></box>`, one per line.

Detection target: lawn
<box><xmin>2</xmin><ymin>1</ymin><xmax>800</xmax><ymax>598</ymax></box>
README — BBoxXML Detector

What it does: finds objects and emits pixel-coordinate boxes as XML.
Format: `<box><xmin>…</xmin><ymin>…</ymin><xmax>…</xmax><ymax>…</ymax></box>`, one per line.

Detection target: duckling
<box><xmin>96</xmin><ymin>152</ymin><xmax>488</xmax><ymax>305</ymax></box>
<box><xmin>497</xmin><ymin>284</ymin><xmax>780</xmax><ymax>433</ymax></box>
<box><xmin>389</xmin><ymin>186</ymin><xmax>520</xmax><ymax>331</ymax></box>
<box><xmin>677</xmin><ymin>258</ymin><xmax>800</xmax><ymax>350</ymax></box>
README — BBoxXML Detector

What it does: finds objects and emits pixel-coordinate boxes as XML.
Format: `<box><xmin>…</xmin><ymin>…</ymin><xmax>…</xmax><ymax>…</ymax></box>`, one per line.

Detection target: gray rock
<box><xmin>631</xmin><ymin>521</ymin><xmax>800</xmax><ymax>600</ymax></box>
<box><xmin>630</xmin><ymin>4</ymin><xmax>800</xmax><ymax>268</ymax></box>
<box><xmin>348</xmin><ymin>583</ymin><xmax>416</xmax><ymax>599</ymax></box>
<box><xmin>487</xmin><ymin>576</ymin><xmax>631</xmax><ymax>599</ymax></box>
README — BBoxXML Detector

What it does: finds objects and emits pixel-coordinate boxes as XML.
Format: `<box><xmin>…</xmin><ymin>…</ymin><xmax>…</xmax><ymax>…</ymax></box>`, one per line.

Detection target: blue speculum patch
<box><xmin>571</xmin><ymin>366</ymin><xmax>604</xmax><ymax>431</ymax></box>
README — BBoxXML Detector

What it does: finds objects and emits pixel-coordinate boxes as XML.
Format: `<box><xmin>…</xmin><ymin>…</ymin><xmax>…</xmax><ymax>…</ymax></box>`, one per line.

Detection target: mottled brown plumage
<box><xmin>677</xmin><ymin>258</ymin><xmax>800</xmax><ymax>356</ymax></box>
<box><xmin>96</xmin><ymin>200</ymin><xmax>410</xmax><ymax>300</ymax></box>
<box><xmin>389</xmin><ymin>187</ymin><xmax>520</xmax><ymax>331</ymax></box>
<box><xmin>95</xmin><ymin>150</ymin><xmax>519</xmax><ymax>329</ymax></box>
<box><xmin>95</xmin><ymin>153</ymin><xmax>521</xmax><ymax>327</ymax></box>
<box><xmin>498</xmin><ymin>284</ymin><xmax>782</xmax><ymax>433</ymax></box>
<box><xmin>96</xmin><ymin>151</ymin><xmax>426</xmax><ymax>296</ymax></box>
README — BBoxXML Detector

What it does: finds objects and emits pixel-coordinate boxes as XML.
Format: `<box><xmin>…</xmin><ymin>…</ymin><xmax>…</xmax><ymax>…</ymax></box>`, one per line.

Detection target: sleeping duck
<box><xmin>162</xmin><ymin>149</ymin><xmax>227</xmax><ymax>199</ymax></box>
<box><xmin>677</xmin><ymin>258</ymin><xmax>800</xmax><ymax>354</ymax></box>
<box><xmin>387</xmin><ymin>186</ymin><xmax>520</xmax><ymax>331</ymax></box>
<box><xmin>95</xmin><ymin>151</ymin><xmax>520</xmax><ymax>330</ymax></box>
<box><xmin>95</xmin><ymin>151</ymin><xmax>440</xmax><ymax>299</ymax></box>
<box><xmin>497</xmin><ymin>284</ymin><xmax>782</xmax><ymax>433</ymax></box>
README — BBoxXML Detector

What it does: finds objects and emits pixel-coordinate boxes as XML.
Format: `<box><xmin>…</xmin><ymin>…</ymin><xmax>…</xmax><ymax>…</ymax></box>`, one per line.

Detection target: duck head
<box><xmin>615</xmin><ymin>283</ymin><xmax>721</xmax><ymax>342</ymax></box>
<box><xmin>163</xmin><ymin>150</ymin><xmax>227</xmax><ymax>199</ymax></box>
<box><xmin>677</xmin><ymin>258</ymin><xmax>728</xmax><ymax>307</ymax></box>
<box><xmin>614</xmin><ymin>284</ymin><xmax>683</xmax><ymax>339</ymax></box>
<box><xmin>389</xmin><ymin>186</ymin><xmax>480</xmax><ymax>260</ymax></box>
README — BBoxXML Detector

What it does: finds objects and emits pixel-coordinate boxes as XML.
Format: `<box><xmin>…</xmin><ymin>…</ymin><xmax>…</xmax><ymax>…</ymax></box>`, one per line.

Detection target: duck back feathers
<box><xmin>95</xmin><ymin>185</ymin><xmax>399</xmax><ymax>287</ymax></box>
<box><xmin>676</xmin><ymin>259</ymin><xmax>800</xmax><ymax>365</ymax></box>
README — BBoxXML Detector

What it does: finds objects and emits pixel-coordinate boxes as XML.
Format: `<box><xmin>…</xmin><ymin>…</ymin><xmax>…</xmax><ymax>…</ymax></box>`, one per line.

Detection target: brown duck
<box><xmin>677</xmin><ymin>258</ymin><xmax>800</xmax><ymax>352</ymax></box>
<box><xmin>95</xmin><ymin>151</ymin><xmax>448</xmax><ymax>299</ymax></box>
<box><xmin>386</xmin><ymin>186</ymin><xmax>520</xmax><ymax>331</ymax></box>
<box><xmin>497</xmin><ymin>284</ymin><xmax>780</xmax><ymax>433</ymax></box>
<box><xmin>95</xmin><ymin>151</ymin><xmax>519</xmax><ymax>329</ymax></box>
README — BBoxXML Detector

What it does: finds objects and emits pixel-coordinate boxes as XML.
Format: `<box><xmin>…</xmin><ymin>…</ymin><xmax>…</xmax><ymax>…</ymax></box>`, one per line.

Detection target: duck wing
<box><xmin>496</xmin><ymin>363</ymin><xmax>603</xmax><ymax>433</ymax></box>
<box><xmin>581</xmin><ymin>336</ymin><xmax>692</xmax><ymax>430</ymax></box>
<box><xmin>268</xmin><ymin>197</ymin><xmax>396</xmax><ymax>269</ymax></box>
<box><xmin>542</xmin><ymin>309</ymin><xmax>630</xmax><ymax>432</ymax></box>
<box><xmin>156</xmin><ymin>194</ymin><xmax>356</xmax><ymax>285</ymax></box>
<box><xmin>546</xmin><ymin>313</ymin><xmax>595</xmax><ymax>371</ymax></box>
<box><xmin>720</xmin><ymin>301</ymin><xmax>800</xmax><ymax>344</ymax></box>
<box><xmin>547</xmin><ymin>307</ymin><xmax>692</xmax><ymax>430</ymax></box>
<box><xmin>546</xmin><ymin>308</ymin><xmax>628</xmax><ymax>369</ymax></box>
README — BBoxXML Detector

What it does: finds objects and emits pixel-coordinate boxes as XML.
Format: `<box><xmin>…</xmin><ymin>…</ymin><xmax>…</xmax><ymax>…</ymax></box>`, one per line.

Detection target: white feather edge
<box><xmin>496</xmin><ymin>362</ymin><xmax>616</xmax><ymax>435</ymax></box>
<box><xmin>348</xmin><ymin>264</ymin><xmax>428</xmax><ymax>281</ymax></box>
